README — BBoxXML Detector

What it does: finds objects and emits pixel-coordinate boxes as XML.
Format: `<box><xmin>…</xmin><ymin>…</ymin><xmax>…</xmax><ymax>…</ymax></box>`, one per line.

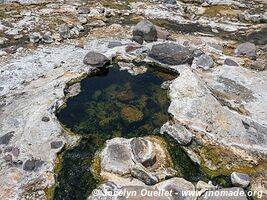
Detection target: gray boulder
<box><xmin>83</xmin><ymin>51</ymin><xmax>109</xmax><ymax>68</ymax></box>
<box><xmin>231</xmin><ymin>172</ymin><xmax>250</xmax><ymax>188</ymax></box>
<box><xmin>132</xmin><ymin>20</ymin><xmax>157</xmax><ymax>44</ymax></box>
<box><xmin>235</xmin><ymin>42</ymin><xmax>256</xmax><ymax>58</ymax></box>
<box><xmin>195</xmin><ymin>54</ymin><xmax>214</xmax><ymax>70</ymax></box>
<box><xmin>149</xmin><ymin>43</ymin><xmax>193</xmax><ymax>65</ymax></box>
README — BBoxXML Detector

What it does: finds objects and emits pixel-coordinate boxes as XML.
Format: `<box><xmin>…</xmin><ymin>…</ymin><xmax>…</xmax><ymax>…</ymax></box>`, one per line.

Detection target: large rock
<box><xmin>231</xmin><ymin>172</ymin><xmax>250</xmax><ymax>188</ymax></box>
<box><xmin>130</xmin><ymin>138</ymin><xmax>156</xmax><ymax>167</ymax></box>
<box><xmin>235</xmin><ymin>42</ymin><xmax>257</xmax><ymax>58</ymax></box>
<box><xmin>161</xmin><ymin>122</ymin><xmax>193</xmax><ymax>145</ymax></box>
<box><xmin>83</xmin><ymin>51</ymin><xmax>110</xmax><ymax>68</ymax></box>
<box><xmin>199</xmin><ymin>187</ymin><xmax>248</xmax><ymax>200</ymax></box>
<box><xmin>168</xmin><ymin>65</ymin><xmax>267</xmax><ymax>170</ymax></box>
<box><xmin>132</xmin><ymin>20</ymin><xmax>157</xmax><ymax>44</ymax></box>
<box><xmin>101</xmin><ymin>138</ymin><xmax>135</xmax><ymax>175</ymax></box>
<box><xmin>155</xmin><ymin>177</ymin><xmax>195</xmax><ymax>200</ymax></box>
<box><xmin>149</xmin><ymin>43</ymin><xmax>193</xmax><ymax>65</ymax></box>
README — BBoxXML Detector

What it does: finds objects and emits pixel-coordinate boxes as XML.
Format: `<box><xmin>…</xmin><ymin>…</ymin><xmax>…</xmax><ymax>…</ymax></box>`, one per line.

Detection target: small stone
<box><xmin>83</xmin><ymin>51</ymin><xmax>109</xmax><ymax>68</ymax></box>
<box><xmin>29</xmin><ymin>32</ymin><xmax>42</xmax><ymax>43</ymax></box>
<box><xmin>12</xmin><ymin>147</ymin><xmax>20</xmax><ymax>157</ymax></box>
<box><xmin>195</xmin><ymin>54</ymin><xmax>214</xmax><ymax>70</ymax></box>
<box><xmin>0</xmin><ymin>148</ymin><xmax>2</xmax><ymax>154</ymax></box>
<box><xmin>0</xmin><ymin>132</ymin><xmax>14</xmax><ymax>145</ymax></box>
<box><xmin>193</xmin><ymin>49</ymin><xmax>205</xmax><ymax>57</ymax></box>
<box><xmin>42</xmin><ymin>32</ymin><xmax>53</xmax><ymax>44</ymax></box>
<box><xmin>23</xmin><ymin>159</ymin><xmax>44</xmax><ymax>171</ymax></box>
<box><xmin>231</xmin><ymin>172</ymin><xmax>250</xmax><ymax>188</ymax></box>
<box><xmin>235</xmin><ymin>42</ymin><xmax>257</xmax><ymax>58</ymax></box>
<box><xmin>77</xmin><ymin>6</ymin><xmax>90</xmax><ymax>14</ymax></box>
<box><xmin>51</xmin><ymin>141</ymin><xmax>64</xmax><ymax>149</ymax></box>
<box><xmin>224</xmin><ymin>58</ymin><xmax>239</xmax><ymax>66</ymax></box>
<box><xmin>78</xmin><ymin>16</ymin><xmax>87</xmax><ymax>24</ymax></box>
<box><xmin>14</xmin><ymin>34</ymin><xmax>23</xmax><ymax>40</ymax></box>
<box><xmin>125</xmin><ymin>44</ymin><xmax>142</xmax><ymax>52</ymax></box>
<box><xmin>41</xmin><ymin>116</ymin><xmax>50</xmax><ymax>122</ymax></box>
<box><xmin>59</xmin><ymin>23</ymin><xmax>70</xmax><ymax>39</ymax></box>
<box><xmin>4</xmin><ymin>154</ymin><xmax>12</xmax><ymax>162</ymax></box>
<box><xmin>132</xmin><ymin>19</ymin><xmax>157</xmax><ymax>44</ymax></box>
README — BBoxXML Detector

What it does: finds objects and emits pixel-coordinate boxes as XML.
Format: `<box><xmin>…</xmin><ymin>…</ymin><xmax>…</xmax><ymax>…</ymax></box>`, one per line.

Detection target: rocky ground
<box><xmin>0</xmin><ymin>0</ymin><xmax>267</xmax><ymax>199</ymax></box>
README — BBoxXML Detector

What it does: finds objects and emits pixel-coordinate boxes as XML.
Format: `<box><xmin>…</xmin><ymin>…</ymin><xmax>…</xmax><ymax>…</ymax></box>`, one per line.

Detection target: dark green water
<box><xmin>54</xmin><ymin>66</ymin><xmax>208</xmax><ymax>200</ymax></box>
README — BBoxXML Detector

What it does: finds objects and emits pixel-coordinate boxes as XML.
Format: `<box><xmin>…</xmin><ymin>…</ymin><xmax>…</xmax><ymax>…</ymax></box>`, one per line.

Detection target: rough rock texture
<box><xmin>130</xmin><ymin>164</ymin><xmax>159</xmax><ymax>185</ymax></box>
<box><xmin>132</xmin><ymin>19</ymin><xmax>157</xmax><ymax>44</ymax></box>
<box><xmin>161</xmin><ymin>122</ymin><xmax>193</xmax><ymax>145</ymax></box>
<box><xmin>169</xmin><ymin>65</ymin><xmax>267</xmax><ymax>155</ymax></box>
<box><xmin>149</xmin><ymin>43</ymin><xmax>193</xmax><ymax>65</ymax></box>
<box><xmin>99</xmin><ymin>136</ymin><xmax>173</xmax><ymax>187</ymax></box>
<box><xmin>0</xmin><ymin>40</ymin><xmax>126</xmax><ymax>199</ymax></box>
<box><xmin>130</xmin><ymin>138</ymin><xmax>156</xmax><ymax>167</ymax></box>
<box><xmin>101</xmin><ymin>138</ymin><xmax>135</xmax><ymax>175</ymax></box>
<box><xmin>194</xmin><ymin>54</ymin><xmax>214</xmax><ymax>70</ymax></box>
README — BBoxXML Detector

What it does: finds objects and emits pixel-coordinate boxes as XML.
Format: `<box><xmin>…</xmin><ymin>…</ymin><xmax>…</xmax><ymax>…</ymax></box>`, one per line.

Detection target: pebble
<box><xmin>4</xmin><ymin>154</ymin><xmax>12</xmax><ymax>162</ymax></box>
<box><xmin>29</xmin><ymin>32</ymin><xmax>42</xmax><ymax>43</ymax></box>
<box><xmin>50</xmin><ymin>141</ymin><xmax>64</xmax><ymax>149</ymax></box>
